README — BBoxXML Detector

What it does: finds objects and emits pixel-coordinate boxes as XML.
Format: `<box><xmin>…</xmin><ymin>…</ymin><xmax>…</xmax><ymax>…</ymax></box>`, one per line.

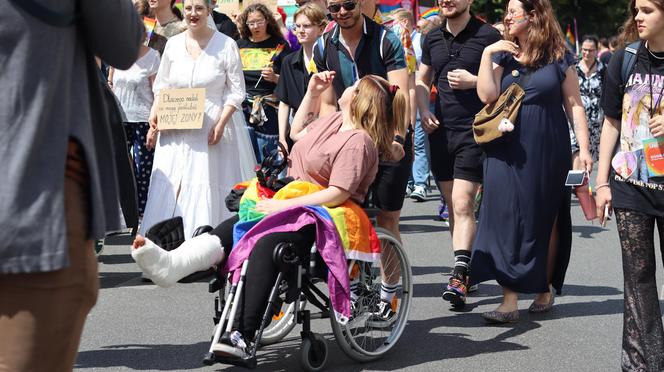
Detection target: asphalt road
<box><xmin>75</xmin><ymin>188</ymin><xmax>663</xmax><ymax>372</ymax></box>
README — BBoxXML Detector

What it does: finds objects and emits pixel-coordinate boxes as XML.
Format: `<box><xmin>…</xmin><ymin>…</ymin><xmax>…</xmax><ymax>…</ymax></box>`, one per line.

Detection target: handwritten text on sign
<box><xmin>157</xmin><ymin>88</ymin><xmax>206</xmax><ymax>130</ymax></box>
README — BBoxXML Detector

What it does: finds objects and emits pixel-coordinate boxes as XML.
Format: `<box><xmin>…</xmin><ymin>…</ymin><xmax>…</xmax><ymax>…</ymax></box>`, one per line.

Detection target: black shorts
<box><xmin>370</xmin><ymin>129</ymin><xmax>414</xmax><ymax>212</ymax></box>
<box><xmin>428</xmin><ymin>126</ymin><xmax>483</xmax><ymax>183</ymax></box>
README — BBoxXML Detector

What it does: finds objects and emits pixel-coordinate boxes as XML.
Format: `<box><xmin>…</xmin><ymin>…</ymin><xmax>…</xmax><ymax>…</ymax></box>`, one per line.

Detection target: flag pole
<box><xmin>573</xmin><ymin>17</ymin><xmax>580</xmax><ymax>57</ymax></box>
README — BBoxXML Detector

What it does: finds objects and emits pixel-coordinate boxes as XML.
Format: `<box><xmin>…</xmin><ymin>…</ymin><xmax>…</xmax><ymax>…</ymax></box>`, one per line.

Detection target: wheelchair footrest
<box><xmin>202</xmin><ymin>352</ymin><xmax>257</xmax><ymax>369</ymax></box>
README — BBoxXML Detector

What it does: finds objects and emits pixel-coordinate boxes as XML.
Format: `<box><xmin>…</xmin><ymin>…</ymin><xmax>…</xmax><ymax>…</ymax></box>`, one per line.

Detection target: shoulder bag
<box><xmin>473</xmin><ymin>71</ymin><xmax>531</xmax><ymax>146</ymax></box>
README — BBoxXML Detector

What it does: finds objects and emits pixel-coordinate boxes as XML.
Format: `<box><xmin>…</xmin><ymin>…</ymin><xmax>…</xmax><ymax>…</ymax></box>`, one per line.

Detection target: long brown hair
<box><xmin>619</xmin><ymin>0</ymin><xmax>664</xmax><ymax>47</ymax></box>
<box><xmin>349</xmin><ymin>75</ymin><xmax>407</xmax><ymax>160</ymax></box>
<box><xmin>504</xmin><ymin>0</ymin><xmax>568</xmax><ymax>68</ymax></box>
<box><xmin>238</xmin><ymin>3</ymin><xmax>283</xmax><ymax>40</ymax></box>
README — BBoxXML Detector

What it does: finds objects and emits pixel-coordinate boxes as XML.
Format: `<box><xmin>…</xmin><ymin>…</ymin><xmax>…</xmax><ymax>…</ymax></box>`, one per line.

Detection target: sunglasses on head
<box><xmin>327</xmin><ymin>1</ymin><xmax>356</xmax><ymax>13</ymax></box>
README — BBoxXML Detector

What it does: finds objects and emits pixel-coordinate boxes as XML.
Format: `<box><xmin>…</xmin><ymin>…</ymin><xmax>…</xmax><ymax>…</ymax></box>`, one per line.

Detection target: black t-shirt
<box><xmin>600</xmin><ymin>43</ymin><xmax>664</xmax><ymax>216</ymax></box>
<box><xmin>275</xmin><ymin>49</ymin><xmax>311</xmax><ymax>112</ymax></box>
<box><xmin>237</xmin><ymin>37</ymin><xmax>291</xmax><ymax>98</ymax></box>
<box><xmin>421</xmin><ymin>17</ymin><xmax>501</xmax><ymax>130</ymax></box>
<box><xmin>313</xmin><ymin>16</ymin><xmax>406</xmax><ymax>99</ymax></box>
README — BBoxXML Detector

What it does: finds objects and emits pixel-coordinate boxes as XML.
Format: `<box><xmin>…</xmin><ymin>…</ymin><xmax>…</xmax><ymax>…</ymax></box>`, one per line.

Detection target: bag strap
<box><xmin>621</xmin><ymin>41</ymin><xmax>640</xmax><ymax>88</ymax></box>
<box><xmin>7</xmin><ymin>0</ymin><xmax>76</xmax><ymax>27</ymax></box>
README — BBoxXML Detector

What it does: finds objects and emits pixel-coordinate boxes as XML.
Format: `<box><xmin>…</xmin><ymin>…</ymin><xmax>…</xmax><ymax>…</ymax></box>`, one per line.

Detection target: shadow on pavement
<box><xmin>400</xmin><ymin>224</ymin><xmax>448</xmax><ymax>234</ymax></box>
<box><xmin>98</xmin><ymin>253</ymin><xmax>135</xmax><ymax>265</ymax></box>
<box><xmin>572</xmin><ymin>224</ymin><xmax>609</xmax><ymax>239</ymax></box>
<box><xmin>98</xmin><ymin>272</ymin><xmax>149</xmax><ymax>289</ymax></box>
<box><xmin>75</xmin><ymin>342</ymin><xmax>210</xmax><ymax>370</ymax></box>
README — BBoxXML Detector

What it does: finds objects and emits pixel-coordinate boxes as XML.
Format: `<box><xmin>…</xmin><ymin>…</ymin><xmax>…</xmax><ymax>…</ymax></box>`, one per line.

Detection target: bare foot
<box><xmin>494</xmin><ymin>303</ymin><xmax>518</xmax><ymax>313</ymax></box>
<box><xmin>133</xmin><ymin>235</ymin><xmax>146</xmax><ymax>250</ymax></box>
<box><xmin>533</xmin><ymin>291</ymin><xmax>553</xmax><ymax>306</ymax></box>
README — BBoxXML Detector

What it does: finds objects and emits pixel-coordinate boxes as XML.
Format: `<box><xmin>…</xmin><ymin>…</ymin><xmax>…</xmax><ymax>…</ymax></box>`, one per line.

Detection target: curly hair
<box><xmin>619</xmin><ymin>0</ymin><xmax>664</xmax><ymax>47</ymax></box>
<box><xmin>238</xmin><ymin>3</ymin><xmax>283</xmax><ymax>40</ymax></box>
<box><xmin>503</xmin><ymin>0</ymin><xmax>568</xmax><ymax>68</ymax></box>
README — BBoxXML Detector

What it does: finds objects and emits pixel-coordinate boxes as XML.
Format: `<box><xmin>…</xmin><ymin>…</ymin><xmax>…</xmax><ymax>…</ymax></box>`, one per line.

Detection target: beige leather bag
<box><xmin>473</xmin><ymin>78</ymin><xmax>528</xmax><ymax>146</ymax></box>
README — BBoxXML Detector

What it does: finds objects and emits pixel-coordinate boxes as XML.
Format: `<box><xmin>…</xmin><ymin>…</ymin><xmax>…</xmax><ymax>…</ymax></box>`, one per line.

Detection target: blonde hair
<box><xmin>293</xmin><ymin>3</ymin><xmax>328</xmax><ymax>28</ymax></box>
<box><xmin>504</xmin><ymin>0</ymin><xmax>568</xmax><ymax>68</ymax></box>
<box><xmin>350</xmin><ymin>75</ymin><xmax>407</xmax><ymax>160</ymax></box>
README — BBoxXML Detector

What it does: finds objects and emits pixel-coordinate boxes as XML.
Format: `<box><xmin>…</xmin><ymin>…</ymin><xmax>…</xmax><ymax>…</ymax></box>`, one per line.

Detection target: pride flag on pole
<box><xmin>565</xmin><ymin>23</ymin><xmax>576</xmax><ymax>54</ymax></box>
<box><xmin>143</xmin><ymin>17</ymin><xmax>157</xmax><ymax>46</ymax></box>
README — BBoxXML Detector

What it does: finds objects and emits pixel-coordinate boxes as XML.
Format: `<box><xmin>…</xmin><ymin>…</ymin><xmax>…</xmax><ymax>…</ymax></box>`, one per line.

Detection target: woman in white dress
<box><xmin>142</xmin><ymin>0</ymin><xmax>256</xmax><ymax>238</ymax></box>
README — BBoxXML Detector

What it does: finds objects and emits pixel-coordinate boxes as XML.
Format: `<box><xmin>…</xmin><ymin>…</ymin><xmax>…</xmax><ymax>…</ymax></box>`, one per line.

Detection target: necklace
<box><xmin>646</xmin><ymin>41</ymin><xmax>664</xmax><ymax>60</ymax></box>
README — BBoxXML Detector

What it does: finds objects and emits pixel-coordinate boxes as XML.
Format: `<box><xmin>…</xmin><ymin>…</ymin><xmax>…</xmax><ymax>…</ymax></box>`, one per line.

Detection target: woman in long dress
<box><xmin>142</xmin><ymin>0</ymin><xmax>256</xmax><ymax>238</ymax></box>
<box><xmin>472</xmin><ymin>0</ymin><xmax>593</xmax><ymax>323</ymax></box>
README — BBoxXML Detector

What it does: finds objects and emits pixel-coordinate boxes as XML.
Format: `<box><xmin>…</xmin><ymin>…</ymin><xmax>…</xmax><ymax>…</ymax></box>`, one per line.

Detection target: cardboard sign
<box><xmin>245</xmin><ymin>0</ymin><xmax>278</xmax><ymax>12</ymax></box>
<box><xmin>156</xmin><ymin>88</ymin><xmax>206</xmax><ymax>130</ymax></box>
<box><xmin>216</xmin><ymin>0</ymin><xmax>242</xmax><ymax>18</ymax></box>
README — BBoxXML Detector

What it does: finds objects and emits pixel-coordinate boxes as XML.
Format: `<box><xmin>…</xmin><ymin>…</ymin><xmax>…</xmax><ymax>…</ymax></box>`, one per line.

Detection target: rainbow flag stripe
<box><xmin>420</xmin><ymin>7</ymin><xmax>439</xmax><ymax>20</ymax></box>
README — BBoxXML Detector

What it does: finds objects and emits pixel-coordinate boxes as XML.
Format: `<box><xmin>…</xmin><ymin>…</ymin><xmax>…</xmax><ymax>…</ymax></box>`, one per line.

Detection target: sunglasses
<box><xmin>327</xmin><ymin>1</ymin><xmax>357</xmax><ymax>13</ymax></box>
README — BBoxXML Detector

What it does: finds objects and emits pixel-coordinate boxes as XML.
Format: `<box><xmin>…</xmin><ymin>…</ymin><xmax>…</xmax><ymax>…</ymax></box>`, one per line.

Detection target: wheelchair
<box><xmin>200</xmin><ymin>220</ymin><xmax>413</xmax><ymax>371</ymax></box>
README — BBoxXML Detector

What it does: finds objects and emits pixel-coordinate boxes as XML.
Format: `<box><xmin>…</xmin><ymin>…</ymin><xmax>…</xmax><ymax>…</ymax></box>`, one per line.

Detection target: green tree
<box><xmin>469</xmin><ymin>0</ymin><xmax>629</xmax><ymax>37</ymax></box>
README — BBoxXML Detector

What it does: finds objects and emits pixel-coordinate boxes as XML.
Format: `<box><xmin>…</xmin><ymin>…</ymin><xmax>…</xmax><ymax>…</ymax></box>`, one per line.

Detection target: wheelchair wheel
<box><xmin>330</xmin><ymin>228</ymin><xmax>412</xmax><ymax>362</ymax></box>
<box><xmin>260</xmin><ymin>297</ymin><xmax>306</xmax><ymax>345</ymax></box>
<box><xmin>300</xmin><ymin>333</ymin><xmax>328</xmax><ymax>371</ymax></box>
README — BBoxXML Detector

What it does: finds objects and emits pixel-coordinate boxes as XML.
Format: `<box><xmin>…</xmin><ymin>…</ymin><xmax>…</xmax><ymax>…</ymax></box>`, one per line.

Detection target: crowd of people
<box><xmin>2</xmin><ymin>0</ymin><xmax>664</xmax><ymax>371</ymax></box>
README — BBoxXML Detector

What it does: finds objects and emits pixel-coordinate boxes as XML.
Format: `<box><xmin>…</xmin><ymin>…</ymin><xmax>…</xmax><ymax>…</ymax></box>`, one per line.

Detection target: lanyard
<box><xmin>647</xmin><ymin>62</ymin><xmax>664</xmax><ymax>118</ymax></box>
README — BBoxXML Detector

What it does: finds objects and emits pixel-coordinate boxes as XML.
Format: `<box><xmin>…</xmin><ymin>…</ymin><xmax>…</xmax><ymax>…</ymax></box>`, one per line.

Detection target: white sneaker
<box><xmin>212</xmin><ymin>331</ymin><xmax>249</xmax><ymax>359</ymax></box>
<box><xmin>410</xmin><ymin>185</ymin><xmax>427</xmax><ymax>202</ymax></box>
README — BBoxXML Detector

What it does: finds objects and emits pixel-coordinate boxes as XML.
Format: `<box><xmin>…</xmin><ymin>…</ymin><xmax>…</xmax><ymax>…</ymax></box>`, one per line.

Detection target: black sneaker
<box><xmin>367</xmin><ymin>300</ymin><xmax>397</xmax><ymax>328</ymax></box>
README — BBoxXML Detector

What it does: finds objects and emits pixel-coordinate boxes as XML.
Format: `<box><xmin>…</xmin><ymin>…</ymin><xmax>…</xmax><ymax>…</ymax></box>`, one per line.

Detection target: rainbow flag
<box><xmin>565</xmin><ymin>24</ymin><xmax>576</xmax><ymax>53</ymax></box>
<box><xmin>419</xmin><ymin>7</ymin><xmax>439</xmax><ymax>20</ymax></box>
<box><xmin>232</xmin><ymin>179</ymin><xmax>381</xmax><ymax>263</ymax></box>
<box><xmin>143</xmin><ymin>17</ymin><xmax>157</xmax><ymax>46</ymax></box>
<box><xmin>378</xmin><ymin>0</ymin><xmax>402</xmax><ymax>15</ymax></box>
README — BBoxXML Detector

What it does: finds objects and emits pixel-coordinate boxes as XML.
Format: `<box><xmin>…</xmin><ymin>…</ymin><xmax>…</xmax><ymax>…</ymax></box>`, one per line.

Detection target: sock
<box><xmin>380</xmin><ymin>282</ymin><xmax>398</xmax><ymax>303</ymax></box>
<box><xmin>453</xmin><ymin>249</ymin><xmax>471</xmax><ymax>278</ymax></box>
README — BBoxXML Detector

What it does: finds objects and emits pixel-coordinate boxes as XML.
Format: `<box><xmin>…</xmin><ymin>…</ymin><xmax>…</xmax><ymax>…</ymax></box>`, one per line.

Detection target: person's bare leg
<box><xmin>377</xmin><ymin>210</ymin><xmax>403</xmax><ymax>285</ymax></box>
<box><xmin>495</xmin><ymin>286</ymin><xmax>519</xmax><ymax>312</ymax></box>
<box><xmin>533</xmin><ymin>217</ymin><xmax>558</xmax><ymax>304</ymax></box>
<box><xmin>450</xmin><ymin>179</ymin><xmax>480</xmax><ymax>252</ymax></box>
<box><xmin>439</xmin><ymin>180</ymin><xmax>455</xmax><ymax>233</ymax></box>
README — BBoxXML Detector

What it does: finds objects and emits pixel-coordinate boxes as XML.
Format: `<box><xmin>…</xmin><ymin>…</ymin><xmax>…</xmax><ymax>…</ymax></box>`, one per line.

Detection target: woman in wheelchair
<box><xmin>132</xmin><ymin>71</ymin><xmax>407</xmax><ymax>359</ymax></box>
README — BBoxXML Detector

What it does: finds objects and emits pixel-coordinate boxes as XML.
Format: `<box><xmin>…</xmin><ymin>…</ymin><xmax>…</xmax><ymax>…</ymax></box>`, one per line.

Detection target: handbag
<box><xmin>473</xmin><ymin>71</ymin><xmax>531</xmax><ymax>146</ymax></box>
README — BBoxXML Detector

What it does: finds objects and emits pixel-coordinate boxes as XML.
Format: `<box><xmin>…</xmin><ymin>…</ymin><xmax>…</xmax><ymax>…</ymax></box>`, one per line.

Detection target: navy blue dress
<box><xmin>469</xmin><ymin>52</ymin><xmax>575</xmax><ymax>294</ymax></box>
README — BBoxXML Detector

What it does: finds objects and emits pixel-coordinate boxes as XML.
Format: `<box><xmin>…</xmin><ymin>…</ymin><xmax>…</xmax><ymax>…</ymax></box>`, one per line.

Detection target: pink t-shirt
<box><xmin>288</xmin><ymin>112</ymin><xmax>379</xmax><ymax>203</ymax></box>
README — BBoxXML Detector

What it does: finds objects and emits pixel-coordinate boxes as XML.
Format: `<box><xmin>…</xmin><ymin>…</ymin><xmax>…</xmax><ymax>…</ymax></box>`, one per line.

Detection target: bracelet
<box><xmin>595</xmin><ymin>183</ymin><xmax>610</xmax><ymax>191</ymax></box>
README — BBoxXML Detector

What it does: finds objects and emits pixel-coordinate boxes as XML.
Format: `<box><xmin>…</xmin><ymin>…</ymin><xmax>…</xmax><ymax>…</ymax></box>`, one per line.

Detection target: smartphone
<box><xmin>565</xmin><ymin>170</ymin><xmax>587</xmax><ymax>186</ymax></box>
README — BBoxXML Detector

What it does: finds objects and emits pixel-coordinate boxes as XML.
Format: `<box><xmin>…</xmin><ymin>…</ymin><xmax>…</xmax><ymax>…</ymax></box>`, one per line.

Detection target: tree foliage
<box><xmin>469</xmin><ymin>0</ymin><xmax>630</xmax><ymax>37</ymax></box>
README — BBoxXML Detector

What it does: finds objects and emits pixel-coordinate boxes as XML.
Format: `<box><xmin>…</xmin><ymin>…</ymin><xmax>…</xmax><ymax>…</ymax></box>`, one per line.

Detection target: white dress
<box><xmin>141</xmin><ymin>31</ymin><xmax>256</xmax><ymax>238</ymax></box>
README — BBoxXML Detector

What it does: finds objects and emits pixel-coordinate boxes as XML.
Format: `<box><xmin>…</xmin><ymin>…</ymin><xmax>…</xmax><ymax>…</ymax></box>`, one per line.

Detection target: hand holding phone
<box><xmin>565</xmin><ymin>170</ymin><xmax>588</xmax><ymax>186</ymax></box>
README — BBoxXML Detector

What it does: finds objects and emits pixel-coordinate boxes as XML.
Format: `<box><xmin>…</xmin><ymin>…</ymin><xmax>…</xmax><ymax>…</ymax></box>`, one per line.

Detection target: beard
<box><xmin>441</xmin><ymin>3</ymin><xmax>468</xmax><ymax>20</ymax></box>
<box><xmin>335</xmin><ymin>11</ymin><xmax>360</xmax><ymax>29</ymax></box>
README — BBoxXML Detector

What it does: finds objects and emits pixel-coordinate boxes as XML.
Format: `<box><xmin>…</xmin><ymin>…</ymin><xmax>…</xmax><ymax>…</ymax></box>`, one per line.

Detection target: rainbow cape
<box><xmin>231</xmin><ymin>179</ymin><xmax>381</xmax><ymax>263</ymax></box>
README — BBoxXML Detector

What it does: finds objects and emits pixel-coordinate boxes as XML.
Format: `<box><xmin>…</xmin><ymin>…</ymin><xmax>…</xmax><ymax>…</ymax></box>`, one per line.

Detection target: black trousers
<box><xmin>614</xmin><ymin>208</ymin><xmax>664</xmax><ymax>372</ymax></box>
<box><xmin>211</xmin><ymin>216</ymin><xmax>316</xmax><ymax>339</ymax></box>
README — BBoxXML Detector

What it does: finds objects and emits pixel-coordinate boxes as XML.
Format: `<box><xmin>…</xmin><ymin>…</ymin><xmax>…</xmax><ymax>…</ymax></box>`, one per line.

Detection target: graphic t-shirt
<box><xmin>601</xmin><ymin>43</ymin><xmax>664</xmax><ymax>216</ymax></box>
<box><xmin>237</xmin><ymin>37</ymin><xmax>291</xmax><ymax>98</ymax></box>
